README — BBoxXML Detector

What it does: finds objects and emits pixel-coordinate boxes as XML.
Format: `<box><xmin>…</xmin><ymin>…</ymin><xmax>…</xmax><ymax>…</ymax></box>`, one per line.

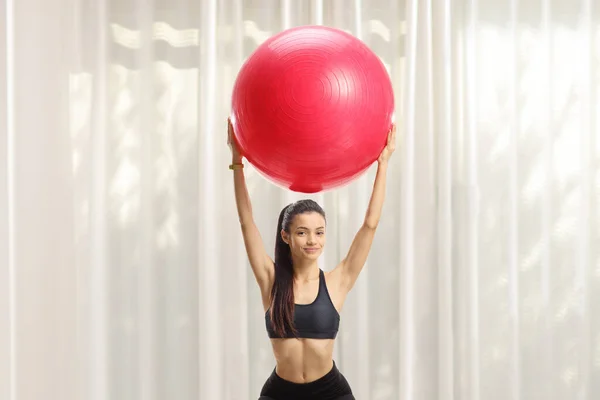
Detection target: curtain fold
<box><xmin>1</xmin><ymin>0</ymin><xmax>599</xmax><ymax>399</ymax></box>
<box><xmin>3</xmin><ymin>1</ymin><xmax>78</xmax><ymax>400</ymax></box>
<box><xmin>1</xmin><ymin>1</ymin><xmax>10</xmax><ymax>399</ymax></box>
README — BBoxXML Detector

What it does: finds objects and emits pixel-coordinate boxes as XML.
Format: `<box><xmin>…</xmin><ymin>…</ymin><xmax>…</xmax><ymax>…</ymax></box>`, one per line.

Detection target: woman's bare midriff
<box><xmin>270</xmin><ymin>337</ymin><xmax>335</xmax><ymax>383</ymax></box>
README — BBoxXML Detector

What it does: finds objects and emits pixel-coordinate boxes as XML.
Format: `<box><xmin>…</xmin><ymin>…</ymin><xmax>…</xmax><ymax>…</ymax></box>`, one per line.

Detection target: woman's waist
<box><xmin>270</xmin><ymin>339</ymin><xmax>335</xmax><ymax>383</ymax></box>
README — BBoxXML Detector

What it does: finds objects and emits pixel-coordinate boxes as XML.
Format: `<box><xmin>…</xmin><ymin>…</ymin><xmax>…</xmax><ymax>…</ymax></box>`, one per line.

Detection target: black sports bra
<box><xmin>265</xmin><ymin>269</ymin><xmax>340</xmax><ymax>339</ymax></box>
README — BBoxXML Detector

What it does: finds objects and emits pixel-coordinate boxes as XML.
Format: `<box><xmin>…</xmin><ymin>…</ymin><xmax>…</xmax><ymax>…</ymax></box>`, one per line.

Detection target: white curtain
<box><xmin>1</xmin><ymin>0</ymin><xmax>599</xmax><ymax>399</ymax></box>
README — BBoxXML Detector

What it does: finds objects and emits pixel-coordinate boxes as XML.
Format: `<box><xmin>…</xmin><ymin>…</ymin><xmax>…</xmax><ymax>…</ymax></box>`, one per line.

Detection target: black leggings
<box><xmin>258</xmin><ymin>361</ymin><xmax>355</xmax><ymax>400</ymax></box>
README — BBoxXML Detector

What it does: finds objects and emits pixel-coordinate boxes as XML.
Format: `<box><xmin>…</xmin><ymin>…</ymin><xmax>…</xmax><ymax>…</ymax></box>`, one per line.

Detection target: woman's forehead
<box><xmin>291</xmin><ymin>212</ymin><xmax>326</xmax><ymax>228</ymax></box>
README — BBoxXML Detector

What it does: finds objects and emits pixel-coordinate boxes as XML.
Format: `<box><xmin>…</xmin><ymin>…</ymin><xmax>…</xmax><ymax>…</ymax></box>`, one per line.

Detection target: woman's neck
<box><xmin>292</xmin><ymin>260</ymin><xmax>320</xmax><ymax>282</ymax></box>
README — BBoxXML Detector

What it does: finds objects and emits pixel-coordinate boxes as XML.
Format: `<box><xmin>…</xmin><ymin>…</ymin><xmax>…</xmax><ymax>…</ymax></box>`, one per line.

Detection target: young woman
<box><xmin>228</xmin><ymin>118</ymin><xmax>396</xmax><ymax>400</ymax></box>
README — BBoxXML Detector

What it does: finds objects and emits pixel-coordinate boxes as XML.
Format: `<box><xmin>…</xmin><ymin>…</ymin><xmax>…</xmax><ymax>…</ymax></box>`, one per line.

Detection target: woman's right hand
<box><xmin>227</xmin><ymin>118</ymin><xmax>242</xmax><ymax>162</ymax></box>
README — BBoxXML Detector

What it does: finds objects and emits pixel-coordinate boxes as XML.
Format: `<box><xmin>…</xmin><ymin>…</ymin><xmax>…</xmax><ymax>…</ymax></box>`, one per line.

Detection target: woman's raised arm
<box><xmin>228</xmin><ymin>119</ymin><xmax>274</xmax><ymax>298</ymax></box>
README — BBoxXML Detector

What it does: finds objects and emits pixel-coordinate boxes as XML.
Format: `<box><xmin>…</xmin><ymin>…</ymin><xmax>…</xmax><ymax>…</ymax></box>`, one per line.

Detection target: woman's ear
<box><xmin>281</xmin><ymin>229</ymin><xmax>289</xmax><ymax>245</ymax></box>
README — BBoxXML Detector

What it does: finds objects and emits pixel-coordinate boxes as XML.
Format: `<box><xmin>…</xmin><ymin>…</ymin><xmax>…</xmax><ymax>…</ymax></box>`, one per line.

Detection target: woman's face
<box><xmin>282</xmin><ymin>212</ymin><xmax>326</xmax><ymax>261</ymax></box>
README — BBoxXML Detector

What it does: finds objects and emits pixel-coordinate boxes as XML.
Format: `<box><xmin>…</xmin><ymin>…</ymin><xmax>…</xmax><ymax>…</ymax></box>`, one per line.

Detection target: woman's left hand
<box><xmin>377</xmin><ymin>124</ymin><xmax>396</xmax><ymax>165</ymax></box>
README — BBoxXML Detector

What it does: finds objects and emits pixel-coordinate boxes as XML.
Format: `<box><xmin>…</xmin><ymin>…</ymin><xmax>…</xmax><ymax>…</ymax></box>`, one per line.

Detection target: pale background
<box><xmin>1</xmin><ymin>0</ymin><xmax>599</xmax><ymax>399</ymax></box>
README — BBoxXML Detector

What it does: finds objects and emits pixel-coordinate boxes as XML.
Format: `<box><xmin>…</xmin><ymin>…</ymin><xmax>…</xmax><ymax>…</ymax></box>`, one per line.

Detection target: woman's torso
<box><xmin>262</xmin><ymin>268</ymin><xmax>348</xmax><ymax>383</ymax></box>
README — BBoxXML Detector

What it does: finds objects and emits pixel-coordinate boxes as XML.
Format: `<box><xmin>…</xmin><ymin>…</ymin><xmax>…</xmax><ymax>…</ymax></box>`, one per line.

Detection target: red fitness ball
<box><xmin>230</xmin><ymin>25</ymin><xmax>394</xmax><ymax>193</ymax></box>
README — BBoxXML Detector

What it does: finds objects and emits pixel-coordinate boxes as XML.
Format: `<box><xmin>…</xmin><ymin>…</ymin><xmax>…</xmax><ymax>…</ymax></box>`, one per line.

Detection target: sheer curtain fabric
<box><xmin>1</xmin><ymin>0</ymin><xmax>599</xmax><ymax>399</ymax></box>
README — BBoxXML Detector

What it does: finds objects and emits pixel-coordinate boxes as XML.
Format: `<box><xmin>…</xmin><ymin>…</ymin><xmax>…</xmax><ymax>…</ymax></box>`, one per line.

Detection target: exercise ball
<box><xmin>231</xmin><ymin>25</ymin><xmax>394</xmax><ymax>193</ymax></box>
